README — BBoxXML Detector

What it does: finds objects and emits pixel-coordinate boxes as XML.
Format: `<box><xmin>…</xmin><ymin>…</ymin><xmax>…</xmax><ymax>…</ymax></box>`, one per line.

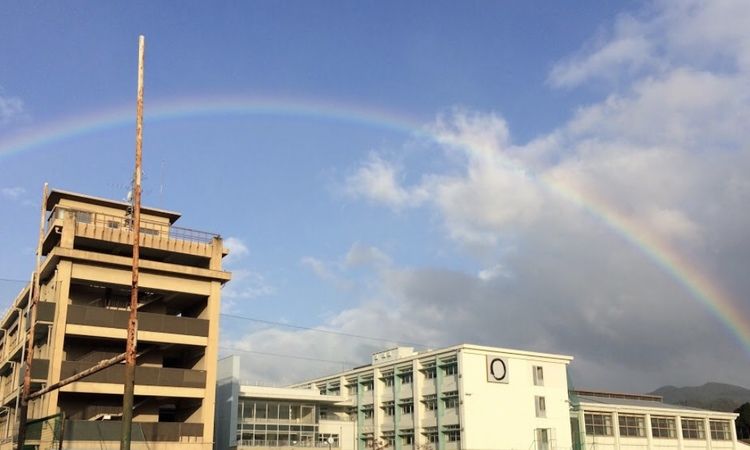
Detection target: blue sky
<box><xmin>2</xmin><ymin>1</ymin><xmax>750</xmax><ymax>391</ymax></box>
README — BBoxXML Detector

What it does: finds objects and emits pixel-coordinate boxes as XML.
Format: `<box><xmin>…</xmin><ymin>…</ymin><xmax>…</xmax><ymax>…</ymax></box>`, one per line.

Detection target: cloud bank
<box><xmin>227</xmin><ymin>0</ymin><xmax>750</xmax><ymax>391</ymax></box>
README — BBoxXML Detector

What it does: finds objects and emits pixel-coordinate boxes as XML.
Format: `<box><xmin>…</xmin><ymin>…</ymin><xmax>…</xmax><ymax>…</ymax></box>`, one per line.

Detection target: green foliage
<box><xmin>734</xmin><ymin>402</ymin><xmax>750</xmax><ymax>440</ymax></box>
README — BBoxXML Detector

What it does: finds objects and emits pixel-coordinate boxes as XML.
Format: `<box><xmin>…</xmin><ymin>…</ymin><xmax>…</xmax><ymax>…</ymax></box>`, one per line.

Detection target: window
<box><xmin>401</xmin><ymin>402</ymin><xmax>414</xmax><ymax>415</ymax></box>
<box><xmin>681</xmin><ymin>418</ymin><xmax>705</xmax><ymax>440</ymax></box>
<box><xmin>535</xmin><ymin>396</ymin><xmax>546</xmax><ymax>418</ymax></box>
<box><xmin>362</xmin><ymin>405</ymin><xmax>374</xmax><ymax>419</ymax></box>
<box><xmin>141</xmin><ymin>227</ymin><xmax>160</xmax><ymax>236</ymax></box>
<box><xmin>585</xmin><ymin>413</ymin><xmax>613</xmax><ymax>436</ymax></box>
<box><xmin>443</xmin><ymin>391</ymin><xmax>459</xmax><ymax>409</ymax></box>
<box><xmin>443</xmin><ymin>363</ymin><xmax>458</xmax><ymax>376</ymax></box>
<box><xmin>383</xmin><ymin>377</ymin><xmax>394</xmax><ymax>387</ymax></box>
<box><xmin>399</xmin><ymin>372</ymin><xmax>413</xmax><ymax>384</ymax></box>
<box><xmin>710</xmin><ymin>420</ymin><xmax>731</xmax><ymax>441</ymax></box>
<box><xmin>401</xmin><ymin>434</ymin><xmax>414</xmax><ymax>445</ymax></box>
<box><xmin>443</xmin><ymin>425</ymin><xmax>460</xmax><ymax>442</ymax></box>
<box><xmin>382</xmin><ymin>402</ymin><xmax>395</xmax><ymax>417</ymax></box>
<box><xmin>619</xmin><ymin>415</ymin><xmax>646</xmax><ymax>437</ymax></box>
<box><xmin>347</xmin><ymin>384</ymin><xmax>358</xmax><ymax>395</ymax></box>
<box><xmin>422</xmin><ymin>394</ymin><xmax>438</xmax><ymax>411</ymax></box>
<box><xmin>422</xmin><ymin>428</ymin><xmax>438</xmax><ymax>444</ymax></box>
<box><xmin>533</xmin><ymin>366</ymin><xmax>544</xmax><ymax>386</ymax></box>
<box><xmin>651</xmin><ymin>417</ymin><xmax>676</xmax><ymax>438</ymax></box>
<box><xmin>362</xmin><ymin>381</ymin><xmax>374</xmax><ymax>392</ymax></box>
<box><xmin>75</xmin><ymin>211</ymin><xmax>92</xmax><ymax>224</ymax></box>
<box><xmin>319</xmin><ymin>434</ymin><xmax>340</xmax><ymax>447</ymax></box>
<box><xmin>536</xmin><ymin>428</ymin><xmax>550</xmax><ymax>450</ymax></box>
<box><xmin>382</xmin><ymin>432</ymin><xmax>395</xmax><ymax>447</ymax></box>
<box><xmin>424</xmin><ymin>367</ymin><xmax>437</xmax><ymax>379</ymax></box>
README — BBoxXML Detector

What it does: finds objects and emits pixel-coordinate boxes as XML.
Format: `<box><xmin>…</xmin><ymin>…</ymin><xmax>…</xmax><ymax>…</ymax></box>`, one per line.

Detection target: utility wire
<box><xmin>0</xmin><ymin>278</ymin><xmax>28</xmax><ymax>284</ymax></box>
<box><xmin>220</xmin><ymin>313</ymin><xmax>428</xmax><ymax>348</ymax></box>
<box><xmin>218</xmin><ymin>345</ymin><xmax>357</xmax><ymax>366</ymax></box>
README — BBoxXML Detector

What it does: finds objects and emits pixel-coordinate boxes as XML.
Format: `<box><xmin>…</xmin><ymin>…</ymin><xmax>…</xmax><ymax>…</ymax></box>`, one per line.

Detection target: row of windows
<box><xmin>584</xmin><ymin>413</ymin><xmax>732</xmax><ymax>441</ymax></box>
<box><xmin>237</xmin><ymin>400</ymin><xmax>316</xmax><ymax>424</ymax></box>
<box><xmin>339</xmin><ymin>364</ymin><xmax>460</xmax><ymax>394</ymax></box>
<box><xmin>367</xmin><ymin>396</ymin><xmax>459</xmax><ymax>418</ymax></box>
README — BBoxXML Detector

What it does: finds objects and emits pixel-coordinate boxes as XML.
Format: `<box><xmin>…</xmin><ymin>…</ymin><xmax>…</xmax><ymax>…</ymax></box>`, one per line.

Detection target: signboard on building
<box><xmin>486</xmin><ymin>355</ymin><xmax>509</xmax><ymax>383</ymax></box>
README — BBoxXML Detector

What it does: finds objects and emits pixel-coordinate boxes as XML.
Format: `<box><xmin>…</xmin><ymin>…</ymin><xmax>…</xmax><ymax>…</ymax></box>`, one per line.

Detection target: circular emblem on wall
<box><xmin>489</xmin><ymin>358</ymin><xmax>507</xmax><ymax>381</ymax></box>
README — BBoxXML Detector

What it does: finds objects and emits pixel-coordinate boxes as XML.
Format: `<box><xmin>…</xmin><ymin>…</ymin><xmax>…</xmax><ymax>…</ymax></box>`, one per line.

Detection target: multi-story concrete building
<box><xmin>217</xmin><ymin>344</ymin><xmax>575</xmax><ymax>450</ymax></box>
<box><xmin>0</xmin><ymin>189</ymin><xmax>230</xmax><ymax>450</ymax></box>
<box><xmin>216</xmin><ymin>346</ymin><xmax>746</xmax><ymax>450</ymax></box>
<box><xmin>216</xmin><ymin>357</ymin><xmax>355</xmax><ymax>450</ymax></box>
<box><xmin>571</xmin><ymin>390</ymin><xmax>741</xmax><ymax>450</ymax></box>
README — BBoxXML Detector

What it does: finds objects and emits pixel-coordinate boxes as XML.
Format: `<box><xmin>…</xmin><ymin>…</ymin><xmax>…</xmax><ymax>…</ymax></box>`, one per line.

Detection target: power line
<box><xmin>220</xmin><ymin>313</ymin><xmax>428</xmax><ymax>348</ymax></box>
<box><xmin>218</xmin><ymin>346</ymin><xmax>357</xmax><ymax>366</ymax></box>
<box><xmin>0</xmin><ymin>278</ymin><xmax>28</xmax><ymax>284</ymax></box>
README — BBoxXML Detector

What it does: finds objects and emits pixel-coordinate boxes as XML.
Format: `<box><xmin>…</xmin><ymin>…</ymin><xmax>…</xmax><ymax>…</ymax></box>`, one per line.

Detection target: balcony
<box><xmin>66</xmin><ymin>304</ymin><xmax>209</xmax><ymax>337</ymax></box>
<box><xmin>60</xmin><ymin>361</ymin><xmax>206</xmax><ymax>389</ymax></box>
<box><xmin>43</xmin><ymin>206</ymin><xmax>221</xmax><ymax>263</ymax></box>
<box><xmin>35</xmin><ymin>420</ymin><xmax>203</xmax><ymax>442</ymax></box>
<box><xmin>19</xmin><ymin>359</ymin><xmax>50</xmax><ymax>382</ymax></box>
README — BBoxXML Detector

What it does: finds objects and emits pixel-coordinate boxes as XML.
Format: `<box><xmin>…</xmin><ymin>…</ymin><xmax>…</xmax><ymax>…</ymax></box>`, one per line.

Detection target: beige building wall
<box><xmin>0</xmin><ymin>189</ymin><xmax>230</xmax><ymax>450</ymax></box>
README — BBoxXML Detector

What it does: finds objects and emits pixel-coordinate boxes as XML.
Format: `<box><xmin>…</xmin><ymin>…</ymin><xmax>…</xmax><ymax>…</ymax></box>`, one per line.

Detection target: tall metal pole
<box><xmin>15</xmin><ymin>182</ymin><xmax>49</xmax><ymax>450</ymax></box>
<box><xmin>121</xmin><ymin>34</ymin><xmax>145</xmax><ymax>450</ymax></box>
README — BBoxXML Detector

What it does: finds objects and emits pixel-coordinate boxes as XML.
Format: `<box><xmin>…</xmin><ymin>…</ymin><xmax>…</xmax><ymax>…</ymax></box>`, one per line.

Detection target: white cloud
<box><xmin>477</xmin><ymin>264</ymin><xmax>510</xmax><ymax>281</ymax></box>
<box><xmin>548</xmin><ymin>14</ymin><xmax>657</xmax><ymax>88</ymax></box>
<box><xmin>222</xmin><ymin>269</ymin><xmax>275</xmax><ymax>307</ymax></box>
<box><xmin>0</xmin><ymin>88</ymin><xmax>25</xmax><ymax>126</ymax></box>
<box><xmin>335</xmin><ymin>0</ymin><xmax>750</xmax><ymax>391</ymax></box>
<box><xmin>345</xmin><ymin>154</ymin><xmax>428</xmax><ymax>209</ymax></box>
<box><xmin>218</xmin><ymin>1</ymin><xmax>750</xmax><ymax>390</ymax></box>
<box><xmin>1</xmin><ymin>187</ymin><xmax>26</xmax><ymax>200</ymax></box>
<box><xmin>345</xmin><ymin>242</ymin><xmax>391</xmax><ymax>269</ymax></box>
<box><xmin>223</xmin><ymin>236</ymin><xmax>250</xmax><ymax>265</ymax></box>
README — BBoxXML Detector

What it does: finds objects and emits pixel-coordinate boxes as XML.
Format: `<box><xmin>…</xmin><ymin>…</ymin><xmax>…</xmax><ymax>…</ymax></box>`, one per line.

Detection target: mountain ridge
<box><xmin>649</xmin><ymin>382</ymin><xmax>750</xmax><ymax>412</ymax></box>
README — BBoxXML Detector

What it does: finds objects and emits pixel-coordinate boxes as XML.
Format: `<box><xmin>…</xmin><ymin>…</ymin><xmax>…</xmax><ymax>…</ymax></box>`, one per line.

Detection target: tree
<box><xmin>735</xmin><ymin>402</ymin><xmax>750</xmax><ymax>440</ymax></box>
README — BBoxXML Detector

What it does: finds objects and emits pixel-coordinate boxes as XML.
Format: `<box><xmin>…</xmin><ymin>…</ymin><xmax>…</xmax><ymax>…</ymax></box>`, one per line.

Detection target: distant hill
<box><xmin>649</xmin><ymin>382</ymin><xmax>750</xmax><ymax>412</ymax></box>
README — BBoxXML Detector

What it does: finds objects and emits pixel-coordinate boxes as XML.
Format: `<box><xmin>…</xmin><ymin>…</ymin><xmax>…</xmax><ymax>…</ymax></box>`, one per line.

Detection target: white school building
<box><xmin>215</xmin><ymin>344</ymin><xmax>745</xmax><ymax>450</ymax></box>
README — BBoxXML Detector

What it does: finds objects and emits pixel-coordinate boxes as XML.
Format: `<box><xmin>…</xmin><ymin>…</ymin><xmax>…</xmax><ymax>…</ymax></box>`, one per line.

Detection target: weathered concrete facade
<box><xmin>0</xmin><ymin>189</ymin><xmax>230</xmax><ymax>450</ymax></box>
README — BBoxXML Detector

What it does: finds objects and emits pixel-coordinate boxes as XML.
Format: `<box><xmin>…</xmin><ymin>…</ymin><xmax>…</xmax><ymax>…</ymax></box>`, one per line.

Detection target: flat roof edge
<box><xmin>46</xmin><ymin>189</ymin><xmax>182</xmax><ymax>223</ymax></box>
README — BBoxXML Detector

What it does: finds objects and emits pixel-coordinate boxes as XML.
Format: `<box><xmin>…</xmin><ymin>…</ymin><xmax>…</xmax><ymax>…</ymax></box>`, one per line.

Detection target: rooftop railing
<box><xmin>46</xmin><ymin>206</ymin><xmax>219</xmax><ymax>245</ymax></box>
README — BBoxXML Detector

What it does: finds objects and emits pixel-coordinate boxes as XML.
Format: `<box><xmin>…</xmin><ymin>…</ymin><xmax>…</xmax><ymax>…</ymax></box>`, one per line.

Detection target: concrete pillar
<box><xmin>45</xmin><ymin>261</ymin><xmax>72</xmax><ymax>416</ymax></box>
<box><xmin>705</xmin><ymin>417</ymin><xmax>712</xmax><ymax>450</ymax></box>
<box><xmin>209</xmin><ymin>237</ymin><xmax>223</xmax><ymax>271</ymax></box>
<box><xmin>373</xmin><ymin>368</ymin><xmax>381</xmax><ymax>449</ymax></box>
<box><xmin>412</xmin><ymin>360</ymin><xmax>423</xmax><ymax>449</ymax></box>
<box><xmin>613</xmin><ymin>412</ymin><xmax>621</xmax><ymax>450</ymax></box>
<box><xmin>677</xmin><ymin>416</ymin><xmax>684</xmax><ymax>450</ymax></box>
<box><xmin>645</xmin><ymin>413</ymin><xmax>653</xmax><ymax>450</ymax></box>
<box><xmin>60</xmin><ymin>211</ymin><xmax>76</xmax><ymax>249</ymax></box>
<box><xmin>200</xmin><ymin>279</ymin><xmax>222</xmax><ymax>445</ymax></box>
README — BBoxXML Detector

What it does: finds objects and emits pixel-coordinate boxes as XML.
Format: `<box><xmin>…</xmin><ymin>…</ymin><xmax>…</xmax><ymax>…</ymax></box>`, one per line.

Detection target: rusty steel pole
<box><xmin>15</xmin><ymin>183</ymin><xmax>49</xmax><ymax>450</ymax></box>
<box><xmin>121</xmin><ymin>35</ymin><xmax>145</xmax><ymax>450</ymax></box>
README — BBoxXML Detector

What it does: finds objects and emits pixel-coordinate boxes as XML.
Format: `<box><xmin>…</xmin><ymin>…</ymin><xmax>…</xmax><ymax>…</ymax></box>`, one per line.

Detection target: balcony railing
<box><xmin>47</xmin><ymin>206</ymin><xmax>219</xmax><ymax>245</ymax></box>
<box><xmin>58</xmin><ymin>420</ymin><xmax>203</xmax><ymax>442</ymax></box>
<box><xmin>67</xmin><ymin>304</ymin><xmax>209</xmax><ymax>337</ymax></box>
<box><xmin>60</xmin><ymin>361</ymin><xmax>206</xmax><ymax>388</ymax></box>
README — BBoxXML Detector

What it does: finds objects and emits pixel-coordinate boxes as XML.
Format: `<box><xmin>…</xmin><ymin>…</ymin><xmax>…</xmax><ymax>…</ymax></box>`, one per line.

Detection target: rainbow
<box><xmin>1</xmin><ymin>95</ymin><xmax>748</xmax><ymax>355</ymax></box>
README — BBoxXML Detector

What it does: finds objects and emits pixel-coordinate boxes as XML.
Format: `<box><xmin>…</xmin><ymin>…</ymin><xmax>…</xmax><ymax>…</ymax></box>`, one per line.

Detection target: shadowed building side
<box><xmin>0</xmin><ymin>189</ymin><xmax>231</xmax><ymax>450</ymax></box>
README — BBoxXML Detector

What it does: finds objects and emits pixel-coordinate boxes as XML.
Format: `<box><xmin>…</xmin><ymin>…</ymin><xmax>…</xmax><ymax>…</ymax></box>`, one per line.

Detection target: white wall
<box><xmin>460</xmin><ymin>348</ymin><xmax>572</xmax><ymax>450</ymax></box>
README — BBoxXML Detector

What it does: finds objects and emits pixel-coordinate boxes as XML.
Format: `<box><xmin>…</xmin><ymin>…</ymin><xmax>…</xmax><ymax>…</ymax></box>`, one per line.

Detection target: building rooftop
<box><xmin>576</xmin><ymin>394</ymin><xmax>736</xmax><ymax>415</ymax></box>
<box><xmin>46</xmin><ymin>189</ymin><xmax>182</xmax><ymax>224</ymax></box>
